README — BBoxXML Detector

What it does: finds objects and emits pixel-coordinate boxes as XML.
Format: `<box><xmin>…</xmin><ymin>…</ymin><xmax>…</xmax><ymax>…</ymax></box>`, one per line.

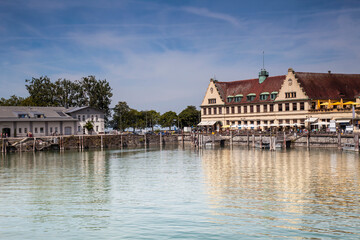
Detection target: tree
<box><xmin>178</xmin><ymin>105</ymin><xmax>200</xmax><ymax>127</ymax></box>
<box><xmin>84</xmin><ymin>121</ymin><xmax>94</xmax><ymax>134</ymax></box>
<box><xmin>145</xmin><ymin>110</ymin><xmax>160</xmax><ymax>131</ymax></box>
<box><xmin>25</xmin><ymin>76</ymin><xmax>57</xmax><ymax>106</ymax></box>
<box><xmin>0</xmin><ymin>95</ymin><xmax>34</xmax><ymax>106</ymax></box>
<box><xmin>159</xmin><ymin>111</ymin><xmax>177</xmax><ymax>130</ymax></box>
<box><xmin>80</xmin><ymin>76</ymin><xmax>113</xmax><ymax>125</ymax></box>
<box><xmin>54</xmin><ymin>78</ymin><xmax>85</xmax><ymax>107</ymax></box>
<box><xmin>112</xmin><ymin>101</ymin><xmax>131</xmax><ymax>131</ymax></box>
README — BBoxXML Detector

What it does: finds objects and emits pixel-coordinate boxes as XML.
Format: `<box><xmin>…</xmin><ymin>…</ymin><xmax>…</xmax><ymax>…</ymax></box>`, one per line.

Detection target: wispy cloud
<box><xmin>181</xmin><ymin>7</ymin><xmax>242</xmax><ymax>27</ymax></box>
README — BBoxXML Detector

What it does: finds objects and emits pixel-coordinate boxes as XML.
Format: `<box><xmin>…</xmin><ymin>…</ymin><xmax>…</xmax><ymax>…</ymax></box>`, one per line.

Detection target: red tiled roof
<box><xmin>215</xmin><ymin>75</ymin><xmax>286</xmax><ymax>104</ymax></box>
<box><xmin>295</xmin><ymin>72</ymin><xmax>360</xmax><ymax>100</ymax></box>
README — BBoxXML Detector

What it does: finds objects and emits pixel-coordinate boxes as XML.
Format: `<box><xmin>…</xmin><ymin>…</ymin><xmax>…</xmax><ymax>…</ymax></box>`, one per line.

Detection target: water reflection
<box><xmin>201</xmin><ymin>147</ymin><xmax>360</xmax><ymax>237</ymax></box>
<box><xmin>0</xmin><ymin>151</ymin><xmax>111</xmax><ymax>232</ymax></box>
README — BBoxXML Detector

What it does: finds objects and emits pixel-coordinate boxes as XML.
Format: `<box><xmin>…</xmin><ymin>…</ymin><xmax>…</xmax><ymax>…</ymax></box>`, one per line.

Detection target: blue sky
<box><xmin>1</xmin><ymin>0</ymin><xmax>360</xmax><ymax>113</ymax></box>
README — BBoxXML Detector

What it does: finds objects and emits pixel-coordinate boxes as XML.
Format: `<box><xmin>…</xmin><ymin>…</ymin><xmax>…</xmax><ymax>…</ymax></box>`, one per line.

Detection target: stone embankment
<box><xmin>1</xmin><ymin>134</ymin><xmax>178</xmax><ymax>153</ymax></box>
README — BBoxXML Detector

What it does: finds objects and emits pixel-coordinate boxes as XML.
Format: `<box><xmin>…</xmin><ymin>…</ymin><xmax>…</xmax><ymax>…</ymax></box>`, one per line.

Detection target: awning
<box><xmin>270</xmin><ymin>123</ymin><xmax>279</xmax><ymax>127</ymax></box>
<box><xmin>197</xmin><ymin>120</ymin><xmax>217</xmax><ymax>126</ymax></box>
<box><xmin>311</xmin><ymin>122</ymin><xmax>330</xmax><ymax>126</ymax></box>
<box><xmin>235</xmin><ymin>94</ymin><xmax>243</xmax><ymax>97</ymax></box>
<box><xmin>222</xmin><ymin>125</ymin><xmax>231</xmax><ymax>128</ymax></box>
<box><xmin>279</xmin><ymin>123</ymin><xmax>291</xmax><ymax>126</ymax></box>
<box><xmin>336</xmin><ymin>120</ymin><xmax>350</xmax><ymax>124</ymax></box>
<box><xmin>305</xmin><ymin>117</ymin><xmax>318</xmax><ymax>123</ymax></box>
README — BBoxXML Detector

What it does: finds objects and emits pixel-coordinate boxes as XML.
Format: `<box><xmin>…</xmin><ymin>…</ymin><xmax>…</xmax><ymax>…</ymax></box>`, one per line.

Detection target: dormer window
<box><xmin>227</xmin><ymin>96</ymin><xmax>234</xmax><ymax>102</ymax></box>
<box><xmin>260</xmin><ymin>92</ymin><xmax>269</xmax><ymax>100</ymax></box>
<box><xmin>247</xmin><ymin>93</ymin><xmax>256</xmax><ymax>102</ymax></box>
<box><xmin>18</xmin><ymin>114</ymin><xmax>29</xmax><ymax>118</ymax></box>
<box><xmin>234</xmin><ymin>94</ymin><xmax>243</xmax><ymax>102</ymax></box>
<box><xmin>34</xmin><ymin>114</ymin><xmax>45</xmax><ymax>118</ymax></box>
<box><xmin>270</xmin><ymin>91</ymin><xmax>278</xmax><ymax>100</ymax></box>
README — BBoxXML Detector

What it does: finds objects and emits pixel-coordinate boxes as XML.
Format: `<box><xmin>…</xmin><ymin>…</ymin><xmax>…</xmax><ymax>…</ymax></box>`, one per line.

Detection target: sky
<box><xmin>1</xmin><ymin>0</ymin><xmax>360</xmax><ymax>113</ymax></box>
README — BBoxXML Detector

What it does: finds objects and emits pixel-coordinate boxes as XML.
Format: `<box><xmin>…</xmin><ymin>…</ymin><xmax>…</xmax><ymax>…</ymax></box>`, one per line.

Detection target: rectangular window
<box><xmin>203</xmin><ymin>108</ymin><xmax>206</xmax><ymax>115</ymax></box>
<box><xmin>238</xmin><ymin>106</ymin><xmax>241</xmax><ymax>114</ymax></box>
<box><xmin>24</xmin><ymin>128</ymin><xmax>27</xmax><ymax>134</ymax></box>
<box><xmin>278</xmin><ymin>104</ymin><xmax>283</xmax><ymax>111</ymax></box>
<box><xmin>250</xmin><ymin>105</ymin><xmax>253</xmax><ymax>113</ymax></box>
<box><xmin>82</xmin><ymin>115</ymin><xmax>85</xmax><ymax>121</ymax></box>
<box><xmin>256</xmin><ymin>105</ymin><xmax>260</xmax><ymax>113</ymax></box>
<box><xmin>55</xmin><ymin>127</ymin><xmax>58</xmax><ymax>133</ymax></box>
<box><xmin>50</xmin><ymin>127</ymin><xmax>53</xmax><ymax>133</ymax></box>
<box><xmin>285</xmin><ymin>92</ymin><xmax>296</xmax><ymax>98</ymax></box>
<box><xmin>293</xmin><ymin>103</ymin><xmax>297</xmax><ymax>111</ymax></box>
<box><xmin>300</xmin><ymin>102</ymin><xmax>305</xmax><ymax>110</ymax></box>
<box><xmin>208</xmin><ymin>108</ymin><xmax>212</xmax><ymax>115</ymax></box>
<box><xmin>19</xmin><ymin>128</ymin><xmax>22</xmax><ymax>133</ymax></box>
<box><xmin>244</xmin><ymin>106</ymin><xmax>247</xmax><ymax>113</ymax></box>
<box><xmin>271</xmin><ymin>93</ymin><xmax>277</xmax><ymax>100</ymax></box>
<box><xmin>285</xmin><ymin>103</ymin><xmax>289</xmax><ymax>111</ymax></box>
<box><xmin>219</xmin><ymin>107</ymin><xmax>222</xmax><ymax>114</ymax></box>
<box><xmin>226</xmin><ymin>120</ymin><xmax>230</xmax><ymax>125</ymax></box>
<box><xmin>78</xmin><ymin>115</ymin><xmax>81</xmax><ymax>121</ymax></box>
<box><xmin>40</xmin><ymin>127</ymin><xmax>44</xmax><ymax>133</ymax></box>
<box><xmin>263</xmin><ymin>104</ymin><xmax>267</xmax><ymax>112</ymax></box>
<box><xmin>226</xmin><ymin>107</ymin><xmax>229</xmax><ymax>114</ymax></box>
<box><xmin>231</xmin><ymin>107</ymin><xmax>235</xmax><ymax>114</ymax></box>
<box><xmin>96</xmin><ymin>115</ymin><xmax>98</xmax><ymax>122</ymax></box>
<box><xmin>269</xmin><ymin>104</ymin><xmax>274</xmax><ymax>112</ymax></box>
<box><xmin>96</xmin><ymin>126</ymin><xmax>99</xmax><ymax>132</ymax></box>
<box><xmin>208</xmin><ymin>99</ymin><xmax>216</xmax><ymax>104</ymax></box>
<box><xmin>213</xmin><ymin>107</ymin><xmax>217</xmax><ymax>115</ymax></box>
<box><xmin>78</xmin><ymin>126</ymin><xmax>81</xmax><ymax>132</ymax></box>
<box><xmin>35</xmin><ymin>127</ymin><xmax>38</xmax><ymax>133</ymax></box>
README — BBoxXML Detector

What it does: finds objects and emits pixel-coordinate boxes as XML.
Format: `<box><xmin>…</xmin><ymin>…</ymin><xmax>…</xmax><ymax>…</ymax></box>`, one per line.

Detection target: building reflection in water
<box><xmin>200</xmin><ymin>147</ymin><xmax>360</xmax><ymax>236</ymax></box>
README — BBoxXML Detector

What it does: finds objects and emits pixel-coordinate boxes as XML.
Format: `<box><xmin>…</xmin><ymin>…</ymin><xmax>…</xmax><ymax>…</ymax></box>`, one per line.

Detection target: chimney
<box><xmin>328</xmin><ymin>70</ymin><xmax>331</xmax><ymax>74</ymax></box>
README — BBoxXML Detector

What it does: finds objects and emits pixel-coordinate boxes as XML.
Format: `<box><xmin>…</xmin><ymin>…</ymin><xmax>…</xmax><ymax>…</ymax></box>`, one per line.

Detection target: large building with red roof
<box><xmin>200</xmin><ymin>68</ymin><xmax>360</xmax><ymax>131</ymax></box>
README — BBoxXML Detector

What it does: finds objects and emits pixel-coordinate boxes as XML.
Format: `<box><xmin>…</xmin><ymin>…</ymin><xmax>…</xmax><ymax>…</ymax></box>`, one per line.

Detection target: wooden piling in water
<box><xmin>355</xmin><ymin>134</ymin><xmax>359</xmax><ymax>152</ymax></box>
<box><xmin>252</xmin><ymin>134</ymin><xmax>255</xmax><ymax>148</ymax></box>
<box><xmin>337</xmin><ymin>132</ymin><xmax>341</xmax><ymax>149</ymax></box>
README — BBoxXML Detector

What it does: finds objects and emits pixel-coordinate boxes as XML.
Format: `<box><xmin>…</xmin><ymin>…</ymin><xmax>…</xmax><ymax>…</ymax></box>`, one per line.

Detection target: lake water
<box><xmin>1</xmin><ymin>146</ymin><xmax>360</xmax><ymax>239</ymax></box>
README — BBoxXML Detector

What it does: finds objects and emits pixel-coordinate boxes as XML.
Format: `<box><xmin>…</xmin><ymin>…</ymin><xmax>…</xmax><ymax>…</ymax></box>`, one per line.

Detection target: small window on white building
<box><xmin>55</xmin><ymin>127</ymin><xmax>58</xmax><ymax>133</ymax></box>
<box><xmin>40</xmin><ymin>127</ymin><xmax>44</xmax><ymax>133</ymax></box>
<box><xmin>96</xmin><ymin>115</ymin><xmax>98</xmax><ymax>122</ymax></box>
<box><xmin>35</xmin><ymin>128</ymin><xmax>38</xmax><ymax>133</ymax></box>
<box><xmin>50</xmin><ymin>127</ymin><xmax>53</xmax><ymax>133</ymax></box>
<box><xmin>78</xmin><ymin>126</ymin><xmax>81</xmax><ymax>132</ymax></box>
<box><xmin>96</xmin><ymin>126</ymin><xmax>99</xmax><ymax>132</ymax></box>
<box><xmin>24</xmin><ymin>128</ymin><xmax>27</xmax><ymax>134</ymax></box>
<box><xmin>78</xmin><ymin>115</ymin><xmax>81</xmax><ymax>121</ymax></box>
<box><xmin>19</xmin><ymin>128</ymin><xmax>22</xmax><ymax>133</ymax></box>
<box><xmin>91</xmin><ymin>115</ymin><xmax>94</xmax><ymax>122</ymax></box>
<box><xmin>82</xmin><ymin>115</ymin><xmax>85</xmax><ymax>121</ymax></box>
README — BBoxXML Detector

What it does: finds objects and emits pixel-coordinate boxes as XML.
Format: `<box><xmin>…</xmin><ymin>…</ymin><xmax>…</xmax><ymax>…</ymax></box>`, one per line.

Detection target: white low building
<box><xmin>0</xmin><ymin>106</ymin><xmax>105</xmax><ymax>137</ymax></box>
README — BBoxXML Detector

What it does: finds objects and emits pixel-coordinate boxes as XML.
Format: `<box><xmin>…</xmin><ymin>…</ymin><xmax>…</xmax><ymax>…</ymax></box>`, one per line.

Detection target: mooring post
<box><xmin>230</xmin><ymin>130</ymin><xmax>233</xmax><ymax>146</ymax></box>
<box><xmin>252</xmin><ymin>134</ymin><xmax>255</xmax><ymax>148</ymax></box>
<box><xmin>337</xmin><ymin>132</ymin><xmax>341</xmax><ymax>149</ymax></box>
<box><xmin>1</xmin><ymin>138</ymin><xmax>4</xmax><ymax>153</ymax></box>
<box><xmin>247</xmin><ymin>132</ymin><xmax>250</xmax><ymax>146</ymax></box>
<box><xmin>260</xmin><ymin>134</ymin><xmax>262</xmax><ymax>149</ymax></box>
<box><xmin>160</xmin><ymin>132</ymin><xmax>162</xmax><ymax>146</ymax></box>
<box><xmin>101</xmin><ymin>135</ymin><xmax>103</xmax><ymax>150</ymax></box>
<box><xmin>79</xmin><ymin>136</ymin><xmax>81</xmax><ymax>150</ymax></box>
<box><xmin>121</xmin><ymin>134</ymin><xmax>123</xmax><ymax>149</ymax></box>
<box><xmin>355</xmin><ymin>134</ymin><xmax>359</xmax><ymax>152</ymax></box>
<box><xmin>283</xmin><ymin>132</ymin><xmax>286</xmax><ymax>149</ymax></box>
<box><xmin>33</xmin><ymin>137</ymin><xmax>36</xmax><ymax>152</ymax></box>
<box><xmin>307</xmin><ymin>133</ymin><xmax>310</xmax><ymax>148</ymax></box>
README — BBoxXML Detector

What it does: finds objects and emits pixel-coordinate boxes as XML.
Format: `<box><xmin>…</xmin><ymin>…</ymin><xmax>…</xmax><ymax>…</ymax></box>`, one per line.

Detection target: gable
<box><xmin>201</xmin><ymin>80</ymin><xmax>224</xmax><ymax>106</ymax></box>
<box><xmin>276</xmin><ymin>69</ymin><xmax>308</xmax><ymax>101</ymax></box>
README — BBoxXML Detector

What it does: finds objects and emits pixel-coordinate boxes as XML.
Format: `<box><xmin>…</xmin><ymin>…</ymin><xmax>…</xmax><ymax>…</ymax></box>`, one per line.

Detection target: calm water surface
<box><xmin>0</xmin><ymin>146</ymin><xmax>359</xmax><ymax>239</ymax></box>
